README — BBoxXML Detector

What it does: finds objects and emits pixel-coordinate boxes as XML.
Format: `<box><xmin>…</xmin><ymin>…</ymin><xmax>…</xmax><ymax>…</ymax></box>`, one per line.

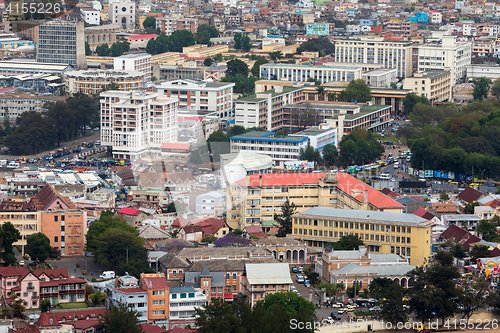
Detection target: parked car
<box><xmin>330</xmin><ymin>313</ymin><xmax>341</xmax><ymax>320</ymax></box>
<box><xmin>298</xmin><ymin>267</ymin><xmax>304</xmax><ymax>273</ymax></box>
<box><xmin>99</xmin><ymin>271</ymin><xmax>115</xmax><ymax>279</ymax></box>
<box><xmin>369</xmin><ymin>306</ymin><xmax>381</xmax><ymax>312</ymax></box>
<box><xmin>331</xmin><ymin>303</ymin><xmax>342</xmax><ymax>308</ymax></box>
<box><xmin>304</xmin><ymin>280</ymin><xmax>311</xmax><ymax>288</ymax></box>
<box><xmin>291</xmin><ymin>266</ymin><xmax>298</xmax><ymax>273</ymax></box>
<box><xmin>322</xmin><ymin>317</ymin><xmax>334</xmax><ymax>325</ymax></box>
<box><xmin>296</xmin><ymin>274</ymin><xmax>304</xmax><ymax>284</ymax></box>
<box><xmin>338</xmin><ymin>308</ymin><xmax>346</xmax><ymax>314</ymax></box>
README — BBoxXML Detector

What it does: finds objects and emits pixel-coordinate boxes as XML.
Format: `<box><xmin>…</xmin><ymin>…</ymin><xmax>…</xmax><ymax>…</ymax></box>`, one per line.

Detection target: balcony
<box><xmin>27</xmin><ymin>286</ymin><xmax>35</xmax><ymax>290</ymax></box>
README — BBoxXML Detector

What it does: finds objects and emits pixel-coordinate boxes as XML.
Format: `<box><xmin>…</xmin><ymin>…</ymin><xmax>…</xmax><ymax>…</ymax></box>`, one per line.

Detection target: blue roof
<box><xmin>170</xmin><ymin>286</ymin><xmax>196</xmax><ymax>294</ymax></box>
<box><xmin>230</xmin><ymin>131</ymin><xmax>307</xmax><ymax>144</ymax></box>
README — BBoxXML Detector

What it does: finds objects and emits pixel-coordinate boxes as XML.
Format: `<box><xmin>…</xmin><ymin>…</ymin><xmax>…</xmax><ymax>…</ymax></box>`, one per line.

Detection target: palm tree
<box><xmin>328</xmin><ymin>92</ymin><xmax>337</xmax><ymax>102</ymax></box>
<box><xmin>339</xmin><ymin>90</ymin><xmax>348</xmax><ymax>102</ymax></box>
<box><xmin>316</xmin><ymin>86</ymin><xmax>325</xmax><ymax>100</ymax></box>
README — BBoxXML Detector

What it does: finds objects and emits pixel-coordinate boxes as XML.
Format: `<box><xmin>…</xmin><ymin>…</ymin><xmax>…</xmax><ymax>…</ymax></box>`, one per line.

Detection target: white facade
<box><xmin>219</xmin><ymin>152</ymin><xmax>273</xmax><ymax>188</ymax></box>
<box><xmin>429</xmin><ymin>11</ymin><xmax>442</xmax><ymax>24</ymax></box>
<box><xmin>169</xmin><ymin>287</ymin><xmax>208</xmax><ymax>328</ymax></box>
<box><xmin>114</xmin><ymin>53</ymin><xmax>151</xmax><ymax>83</ymax></box>
<box><xmin>467</xmin><ymin>65</ymin><xmax>500</xmax><ymax>80</ymax></box>
<box><xmin>111</xmin><ymin>288</ymin><xmax>148</xmax><ymax>323</ymax></box>
<box><xmin>81</xmin><ymin>8</ymin><xmax>100</xmax><ymax>25</ymax></box>
<box><xmin>417</xmin><ymin>35</ymin><xmax>472</xmax><ymax>85</ymax></box>
<box><xmin>361</xmin><ymin>68</ymin><xmax>397</xmax><ymax>87</ymax></box>
<box><xmin>108</xmin><ymin>0</ymin><xmax>136</xmax><ymax>29</ymax></box>
<box><xmin>288</xmin><ymin>126</ymin><xmax>338</xmax><ymax>150</ymax></box>
<box><xmin>100</xmin><ymin>90</ymin><xmax>178</xmax><ymax>160</ymax></box>
<box><xmin>195</xmin><ymin>191</ymin><xmax>226</xmax><ymax>215</ymax></box>
<box><xmin>154</xmin><ymin>79</ymin><xmax>234</xmax><ymax>118</ymax></box>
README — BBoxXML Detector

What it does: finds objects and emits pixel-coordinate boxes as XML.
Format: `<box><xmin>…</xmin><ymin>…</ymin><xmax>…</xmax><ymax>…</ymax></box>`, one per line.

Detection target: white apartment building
<box><xmin>114</xmin><ymin>53</ymin><xmax>152</xmax><ymax>83</ymax></box>
<box><xmin>111</xmin><ymin>288</ymin><xmax>148</xmax><ymax>323</ymax></box>
<box><xmin>80</xmin><ymin>8</ymin><xmax>100</xmax><ymax>25</ymax></box>
<box><xmin>169</xmin><ymin>286</ymin><xmax>208</xmax><ymax>329</ymax></box>
<box><xmin>429</xmin><ymin>11</ymin><xmax>442</xmax><ymax>24</ymax></box>
<box><xmin>417</xmin><ymin>35</ymin><xmax>472</xmax><ymax>85</ymax></box>
<box><xmin>154</xmin><ymin>79</ymin><xmax>234</xmax><ymax>118</ymax></box>
<box><xmin>334</xmin><ymin>37</ymin><xmax>413</xmax><ymax>78</ymax></box>
<box><xmin>361</xmin><ymin>68</ymin><xmax>397</xmax><ymax>87</ymax></box>
<box><xmin>403</xmin><ymin>70</ymin><xmax>452</xmax><ymax>105</ymax></box>
<box><xmin>100</xmin><ymin>90</ymin><xmax>178</xmax><ymax>160</ymax></box>
<box><xmin>259</xmin><ymin>64</ymin><xmax>363</xmax><ymax>83</ymax></box>
<box><xmin>108</xmin><ymin>0</ymin><xmax>136</xmax><ymax>29</ymax></box>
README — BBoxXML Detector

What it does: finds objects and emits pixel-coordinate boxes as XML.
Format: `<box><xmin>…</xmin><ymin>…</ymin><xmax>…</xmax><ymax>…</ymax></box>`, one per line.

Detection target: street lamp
<box><xmin>481</xmin><ymin>169</ymin><xmax>486</xmax><ymax>181</ymax></box>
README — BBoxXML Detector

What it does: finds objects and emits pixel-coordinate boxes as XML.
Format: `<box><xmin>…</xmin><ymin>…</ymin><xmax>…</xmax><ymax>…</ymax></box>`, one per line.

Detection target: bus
<box><xmin>347</xmin><ymin>166</ymin><xmax>357</xmax><ymax>174</ymax></box>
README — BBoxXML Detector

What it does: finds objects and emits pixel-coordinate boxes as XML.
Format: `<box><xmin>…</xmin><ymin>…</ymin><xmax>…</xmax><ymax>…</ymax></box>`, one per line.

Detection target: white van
<box><xmin>7</xmin><ymin>161</ymin><xmax>19</xmax><ymax>168</ymax></box>
<box><xmin>394</xmin><ymin>162</ymin><xmax>400</xmax><ymax>169</ymax></box>
<box><xmin>379</xmin><ymin>173</ymin><xmax>391</xmax><ymax>180</ymax></box>
<box><xmin>99</xmin><ymin>271</ymin><xmax>116</xmax><ymax>279</ymax></box>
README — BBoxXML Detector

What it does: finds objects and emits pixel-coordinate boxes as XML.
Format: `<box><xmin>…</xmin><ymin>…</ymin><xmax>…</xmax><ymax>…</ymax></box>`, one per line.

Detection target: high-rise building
<box><xmin>114</xmin><ymin>53</ymin><xmax>152</xmax><ymax>83</ymax></box>
<box><xmin>36</xmin><ymin>20</ymin><xmax>87</xmax><ymax>69</ymax></box>
<box><xmin>334</xmin><ymin>37</ymin><xmax>413</xmax><ymax>78</ymax></box>
<box><xmin>100</xmin><ymin>90</ymin><xmax>178</xmax><ymax>160</ymax></box>
<box><xmin>417</xmin><ymin>35</ymin><xmax>472</xmax><ymax>85</ymax></box>
<box><xmin>154</xmin><ymin>79</ymin><xmax>234</xmax><ymax>118</ymax></box>
<box><xmin>108</xmin><ymin>0</ymin><xmax>136</xmax><ymax>29</ymax></box>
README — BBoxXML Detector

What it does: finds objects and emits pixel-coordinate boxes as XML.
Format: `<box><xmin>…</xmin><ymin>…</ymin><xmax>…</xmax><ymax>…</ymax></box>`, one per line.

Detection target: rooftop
<box><xmin>328</xmin><ymin>105</ymin><xmax>392</xmax><ymax>120</ymax></box>
<box><xmin>236</xmin><ymin>86</ymin><xmax>303</xmax><ymax>103</ymax></box>
<box><xmin>245</xmin><ymin>263</ymin><xmax>293</xmax><ymax>285</ymax></box>
<box><xmin>295</xmin><ymin>207</ymin><xmax>429</xmax><ymax>226</ymax></box>
<box><xmin>230</xmin><ymin>131</ymin><xmax>307</xmax><ymax>143</ymax></box>
<box><xmin>409</xmin><ymin>70</ymin><xmax>451</xmax><ymax>80</ymax></box>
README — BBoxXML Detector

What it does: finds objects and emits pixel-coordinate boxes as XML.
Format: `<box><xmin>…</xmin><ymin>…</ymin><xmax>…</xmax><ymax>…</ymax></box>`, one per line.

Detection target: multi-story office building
<box><xmin>100</xmin><ymin>90</ymin><xmax>178</xmax><ymax>160</ymax></box>
<box><xmin>259</xmin><ymin>64</ymin><xmax>362</xmax><ymax>84</ymax></box>
<box><xmin>139</xmin><ymin>273</ymin><xmax>169</xmax><ymax>326</ymax></box>
<box><xmin>154</xmin><ymin>79</ymin><xmax>234</xmax><ymax>118</ymax></box>
<box><xmin>80</xmin><ymin>8</ymin><xmax>100</xmax><ymax>25</ymax></box>
<box><xmin>227</xmin><ymin>172</ymin><xmax>403</xmax><ymax>229</ymax></box>
<box><xmin>0</xmin><ymin>62</ymin><xmax>69</xmax><ymax>76</ymax></box>
<box><xmin>36</xmin><ymin>20</ymin><xmax>86</xmax><ymax>69</ymax></box>
<box><xmin>156</xmin><ymin>17</ymin><xmax>198</xmax><ymax>36</ymax></box>
<box><xmin>65</xmin><ymin>69</ymin><xmax>145</xmax><ymax>94</ymax></box>
<box><xmin>417</xmin><ymin>35</ymin><xmax>472</xmax><ymax>85</ymax></box>
<box><xmin>114</xmin><ymin>53</ymin><xmax>152</xmax><ymax>83</ymax></box>
<box><xmin>385</xmin><ymin>21</ymin><xmax>417</xmax><ymax>37</ymax></box>
<box><xmin>157</xmin><ymin>65</ymin><xmax>204</xmax><ymax>81</ymax></box>
<box><xmin>169</xmin><ymin>286</ymin><xmax>207</xmax><ymax>329</ymax></box>
<box><xmin>0</xmin><ymin>203</ymin><xmax>40</xmax><ymax>255</ymax></box>
<box><xmin>0</xmin><ymin>92</ymin><xmax>65</xmax><ymax>121</ymax></box>
<box><xmin>403</xmin><ymin>70</ymin><xmax>452</xmax><ymax>105</ymax></box>
<box><xmin>111</xmin><ymin>288</ymin><xmax>148</xmax><ymax>323</ymax></box>
<box><xmin>234</xmin><ymin>86</ymin><xmax>304</xmax><ymax>130</ymax></box>
<box><xmin>41</xmin><ymin>210</ymin><xmax>87</xmax><ymax>257</ymax></box>
<box><xmin>290</xmin><ymin>206</ymin><xmax>432</xmax><ymax>266</ymax></box>
<box><xmin>108</xmin><ymin>0</ymin><xmax>136</xmax><ymax>29</ymax></box>
<box><xmin>334</xmin><ymin>37</ymin><xmax>413</xmax><ymax>78</ymax></box>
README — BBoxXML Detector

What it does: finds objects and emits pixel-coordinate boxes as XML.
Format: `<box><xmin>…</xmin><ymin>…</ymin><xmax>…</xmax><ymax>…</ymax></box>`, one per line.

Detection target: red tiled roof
<box><xmin>267</xmin><ymin>226</ymin><xmax>279</xmax><ymax>236</ymax></box>
<box><xmin>114</xmin><ymin>288</ymin><xmax>147</xmax><ymax>293</ymax></box>
<box><xmin>245</xmin><ymin>225</ymin><xmax>267</xmax><ymax>238</ymax></box>
<box><xmin>0</xmin><ymin>264</ymin><xmax>23</xmax><ymax>277</ymax></box>
<box><xmin>141</xmin><ymin>276</ymin><xmax>168</xmax><ymax>290</ymax></box>
<box><xmin>491</xmin><ymin>248</ymin><xmax>500</xmax><ymax>257</ymax></box>
<box><xmin>440</xmin><ymin>224</ymin><xmax>481</xmax><ymax>250</ymax></box>
<box><xmin>413</xmin><ymin>207</ymin><xmax>435</xmax><ymax>221</ymax></box>
<box><xmin>15</xmin><ymin>325</ymin><xmax>39</xmax><ymax>333</ymax></box>
<box><xmin>53</xmin><ymin>309</ymin><xmax>106</xmax><ymax>322</ymax></box>
<box><xmin>182</xmin><ymin>224</ymin><xmax>204</xmax><ymax>234</ymax></box>
<box><xmin>33</xmin><ymin>268</ymin><xmax>68</xmax><ymax>279</ymax></box>
<box><xmin>35</xmin><ymin>312</ymin><xmax>61</xmax><ymax>327</ymax></box>
<box><xmin>160</xmin><ymin>143</ymin><xmax>191</xmax><ymax>150</ymax></box>
<box><xmin>380</xmin><ymin>188</ymin><xmax>398</xmax><ymax>198</ymax></box>
<box><xmin>457</xmin><ymin>187</ymin><xmax>483</xmax><ymax>203</ymax></box>
<box><xmin>40</xmin><ymin>277</ymin><xmax>86</xmax><ymax>287</ymax></box>
<box><xmin>118</xmin><ymin>207</ymin><xmax>142</xmax><ymax>216</ymax></box>
<box><xmin>487</xmin><ymin>199</ymin><xmax>500</xmax><ymax>209</ymax></box>
<box><xmin>167</xmin><ymin>328</ymin><xmax>195</xmax><ymax>333</ymax></box>
<box><xmin>141</xmin><ymin>323</ymin><xmax>167</xmax><ymax>333</ymax></box>
<box><xmin>127</xmin><ymin>34</ymin><xmax>158</xmax><ymax>39</ymax></box>
<box><xmin>31</xmin><ymin>184</ymin><xmax>71</xmax><ymax>210</ymax></box>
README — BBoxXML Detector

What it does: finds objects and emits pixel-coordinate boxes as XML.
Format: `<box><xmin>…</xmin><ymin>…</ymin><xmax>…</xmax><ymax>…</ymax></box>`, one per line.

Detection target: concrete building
<box><xmin>65</xmin><ymin>69</ymin><xmax>144</xmax><ymax>94</ymax></box>
<box><xmin>195</xmin><ymin>191</ymin><xmax>226</xmax><ymax>215</ymax></box>
<box><xmin>100</xmin><ymin>90</ymin><xmax>178</xmax><ymax>160</ymax></box>
<box><xmin>259</xmin><ymin>64</ymin><xmax>363</xmax><ymax>84</ymax></box>
<box><xmin>157</xmin><ymin>65</ymin><xmax>204</xmax><ymax>81</ymax></box>
<box><xmin>417</xmin><ymin>35</ymin><xmax>472</xmax><ymax>85</ymax></box>
<box><xmin>41</xmin><ymin>210</ymin><xmax>87</xmax><ymax>256</ymax></box>
<box><xmin>0</xmin><ymin>92</ymin><xmax>65</xmax><ymax>121</ymax></box>
<box><xmin>139</xmin><ymin>273</ymin><xmax>169</xmax><ymax>326</ymax></box>
<box><xmin>385</xmin><ymin>20</ymin><xmax>417</xmax><ymax>37</ymax></box>
<box><xmin>36</xmin><ymin>20</ymin><xmax>86</xmax><ymax>69</ymax></box>
<box><xmin>111</xmin><ymin>288</ymin><xmax>148</xmax><ymax>323</ymax></box>
<box><xmin>467</xmin><ymin>65</ymin><xmax>500</xmax><ymax>81</ymax></box>
<box><xmin>114</xmin><ymin>53</ymin><xmax>152</xmax><ymax>83</ymax></box>
<box><xmin>244</xmin><ymin>263</ymin><xmax>292</xmax><ymax>307</ymax></box>
<box><xmin>169</xmin><ymin>286</ymin><xmax>207</xmax><ymax>329</ymax></box>
<box><xmin>362</xmin><ymin>69</ymin><xmax>397</xmax><ymax>88</ymax></box>
<box><xmin>403</xmin><ymin>70</ymin><xmax>452</xmax><ymax>105</ymax></box>
<box><xmin>108</xmin><ymin>0</ymin><xmax>136</xmax><ymax>29</ymax></box>
<box><xmin>156</xmin><ymin>17</ymin><xmax>198</xmax><ymax>36</ymax></box>
<box><xmin>234</xmin><ymin>86</ymin><xmax>304</xmax><ymax>130</ymax></box>
<box><xmin>291</xmin><ymin>206</ymin><xmax>433</xmax><ymax>266</ymax></box>
<box><xmin>305</xmin><ymin>22</ymin><xmax>331</xmax><ymax>36</ymax></box>
<box><xmin>0</xmin><ymin>62</ymin><xmax>70</xmax><ymax>76</ymax></box>
<box><xmin>154</xmin><ymin>79</ymin><xmax>234</xmax><ymax>119</ymax></box>
<box><xmin>227</xmin><ymin>172</ymin><xmax>403</xmax><ymax>229</ymax></box>
<box><xmin>85</xmin><ymin>24</ymin><xmax>119</xmax><ymax>51</ymax></box>
<box><xmin>334</xmin><ymin>37</ymin><xmax>413</xmax><ymax>78</ymax></box>
<box><xmin>220</xmin><ymin>152</ymin><xmax>273</xmax><ymax>189</ymax></box>
<box><xmin>80</xmin><ymin>8</ymin><xmax>100</xmax><ymax>25</ymax></box>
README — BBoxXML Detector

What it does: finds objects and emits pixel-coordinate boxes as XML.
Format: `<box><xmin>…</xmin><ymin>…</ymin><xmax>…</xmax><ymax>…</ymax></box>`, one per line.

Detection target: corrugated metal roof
<box><xmin>245</xmin><ymin>263</ymin><xmax>292</xmax><ymax>285</ymax></box>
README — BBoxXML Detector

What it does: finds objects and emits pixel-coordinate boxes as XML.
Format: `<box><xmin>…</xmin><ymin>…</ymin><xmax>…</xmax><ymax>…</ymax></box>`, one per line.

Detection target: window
<box><xmin>172</xmin><ymin>294</ymin><xmax>177</xmax><ymax>299</ymax></box>
<box><xmin>189</xmin><ymin>293</ymin><xmax>195</xmax><ymax>298</ymax></box>
<box><xmin>54</xmin><ymin>236</ymin><xmax>58</xmax><ymax>242</ymax></box>
<box><xmin>233</xmin><ymin>273</ymin><xmax>236</xmax><ymax>279</ymax></box>
<box><xmin>152</xmin><ymin>290</ymin><xmax>165</xmax><ymax>296</ymax></box>
<box><xmin>180</xmin><ymin>293</ymin><xmax>187</xmax><ymax>299</ymax></box>
<box><xmin>152</xmin><ymin>300</ymin><xmax>165</xmax><ymax>305</ymax></box>
<box><xmin>152</xmin><ymin>310</ymin><xmax>165</xmax><ymax>315</ymax></box>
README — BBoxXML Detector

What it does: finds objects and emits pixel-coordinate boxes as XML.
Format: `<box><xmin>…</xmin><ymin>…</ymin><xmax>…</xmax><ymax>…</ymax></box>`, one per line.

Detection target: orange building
<box><xmin>139</xmin><ymin>273</ymin><xmax>169</xmax><ymax>326</ymax></box>
<box><xmin>41</xmin><ymin>210</ymin><xmax>87</xmax><ymax>256</ymax></box>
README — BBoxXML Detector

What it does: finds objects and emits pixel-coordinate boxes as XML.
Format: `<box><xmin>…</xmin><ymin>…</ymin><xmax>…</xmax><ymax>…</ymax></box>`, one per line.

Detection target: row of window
<box><xmin>295</xmin><ymin>219</ymin><xmax>412</xmax><ymax>233</ymax></box>
<box><xmin>295</xmin><ymin>228</ymin><xmax>411</xmax><ymax>244</ymax></box>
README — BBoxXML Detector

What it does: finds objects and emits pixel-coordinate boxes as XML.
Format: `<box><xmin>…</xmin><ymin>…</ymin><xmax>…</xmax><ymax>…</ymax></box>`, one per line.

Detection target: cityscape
<box><xmin>0</xmin><ymin>0</ymin><xmax>497</xmax><ymax>332</ymax></box>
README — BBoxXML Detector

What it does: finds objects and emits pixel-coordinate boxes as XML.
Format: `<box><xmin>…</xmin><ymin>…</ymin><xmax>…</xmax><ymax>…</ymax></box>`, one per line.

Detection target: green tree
<box><xmin>402</xmin><ymin>93</ymin><xmax>430</xmax><ymax>114</ymax></box>
<box><xmin>452</xmin><ymin>243</ymin><xmax>466</xmax><ymax>259</ymax></box>
<box><xmin>275</xmin><ymin>198</ymin><xmax>298</xmax><ymax>237</ymax></box>
<box><xmin>203</xmin><ymin>58</ymin><xmax>213</xmax><ymax>66</ymax></box>
<box><xmin>343</xmin><ymin>79</ymin><xmax>372</xmax><ymax>103</ymax></box>
<box><xmin>477</xmin><ymin>219</ymin><xmax>500</xmax><ymax>242</ymax></box>
<box><xmin>195</xmin><ymin>24</ymin><xmax>219</xmax><ymax>45</ymax></box>
<box><xmin>226</xmin><ymin>59</ymin><xmax>249</xmax><ymax>77</ymax></box>
<box><xmin>470</xmin><ymin>244</ymin><xmax>491</xmax><ymax>262</ymax></box>
<box><xmin>319</xmin><ymin>283</ymin><xmax>344</xmax><ymax>298</ymax></box>
<box><xmin>464</xmin><ymin>201</ymin><xmax>480</xmax><ymax>214</ymax></box>
<box><xmin>346</xmin><ymin>285</ymin><xmax>360</xmax><ymax>298</ymax></box>
<box><xmin>316</xmin><ymin>86</ymin><xmax>325</xmax><ymax>97</ymax></box>
<box><xmin>11</xmin><ymin>300</ymin><xmax>25</xmax><ymax>318</ymax></box>
<box><xmin>332</xmin><ymin>235</ymin><xmax>363</xmax><ymax>250</ymax></box>
<box><xmin>459</xmin><ymin>276</ymin><xmax>489</xmax><ymax>321</ymax></box>
<box><xmin>142</xmin><ymin>16</ymin><xmax>156</xmax><ymax>29</ymax></box>
<box><xmin>269</xmin><ymin>51</ymin><xmax>283</xmax><ymax>60</ymax></box>
<box><xmin>85</xmin><ymin>211</ymin><xmax>136</xmax><ymax>253</ymax></box>
<box><xmin>109</xmin><ymin>42</ymin><xmax>124</xmax><ymax>57</ymax></box>
<box><xmin>491</xmin><ymin>78</ymin><xmax>500</xmax><ymax>99</ymax></box>
<box><xmin>306</xmin><ymin>271</ymin><xmax>320</xmax><ymax>286</ymax></box>
<box><xmin>407</xmin><ymin>250</ymin><xmax>460</xmax><ymax>323</ymax></box>
<box><xmin>439</xmin><ymin>190</ymin><xmax>449</xmax><ymax>202</ymax></box>
<box><xmin>95</xmin><ymin>43</ymin><xmax>110</xmax><ymax>56</ymax></box>
<box><xmin>322</xmin><ymin>144</ymin><xmax>338</xmax><ymax>166</ymax></box>
<box><xmin>379</xmin><ymin>283</ymin><xmax>407</xmax><ymax>325</ymax></box>
<box><xmin>0</xmin><ymin>222</ymin><xmax>21</xmax><ymax>266</ymax></box>
<box><xmin>261</xmin><ymin>292</ymin><xmax>316</xmax><ymax>332</ymax></box>
<box><xmin>165</xmin><ymin>202</ymin><xmax>176</xmax><ymax>213</ymax></box>
<box><xmin>250</xmin><ymin>56</ymin><xmax>268</xmax><ymax>76</ymax></box>
<box><xmin>298</xmin><ymin>145</ymin><xmax>321</xmax><ymax>164</ymax></box>
<box><xmin>213</xmin><ymin>53</ymin><xmax>223</xmax><ymax>62</ymax></box>
<box><xmin>195</xmin><ymin>299</ymin><xmax>253</xmax><ymax>333</ymax></box>
<box><xmin>85</xmin><ymin>42</ymin><xmax>91</xmax><ymax>56</ymax></box>
<box><xmin>98</xmin><ymin>302</ymin><xmax>143</xmax><ymax>333</ymax></box>
<box><xmin>25</xmin><ymin>233</ymin><xmax>52</xmax><ymax>262</ymax></box>
<box><xmin>473</xmin><ymin>77</ymin><xmax>491</xmax><ymax>101</ymax></box>
<box><xmin>227</xmin><ymin>125</ymin><xmax>247</xmax><ymax>137</ymax></box>
<box><xmin>369</xmin><ymin>277</ymin><xmax>396</xmax><ymax>300</ymax></box>
<box><xmin>296</xmin><ymin>37</ymin><xmax>334</xmax><ymax>55</ymax></box>
<box><xmin>40</xmin><ymin>299</ymin><xmax>51</xmax><ymax>312</ymax></box>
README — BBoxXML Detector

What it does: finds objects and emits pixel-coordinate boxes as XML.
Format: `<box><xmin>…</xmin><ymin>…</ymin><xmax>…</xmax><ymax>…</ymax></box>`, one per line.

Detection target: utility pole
<box><xmin>126</xmin><ymin>247</ymin><xmax>129</xmax><ymax>265</ymax></box>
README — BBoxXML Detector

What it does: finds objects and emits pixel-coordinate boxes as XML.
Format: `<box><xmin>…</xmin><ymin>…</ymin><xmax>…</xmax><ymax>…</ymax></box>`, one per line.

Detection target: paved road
<box><xmin>50</xmin><ymin>256</ymin><xmax>108</xmax><ymax>280</ymax></box>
